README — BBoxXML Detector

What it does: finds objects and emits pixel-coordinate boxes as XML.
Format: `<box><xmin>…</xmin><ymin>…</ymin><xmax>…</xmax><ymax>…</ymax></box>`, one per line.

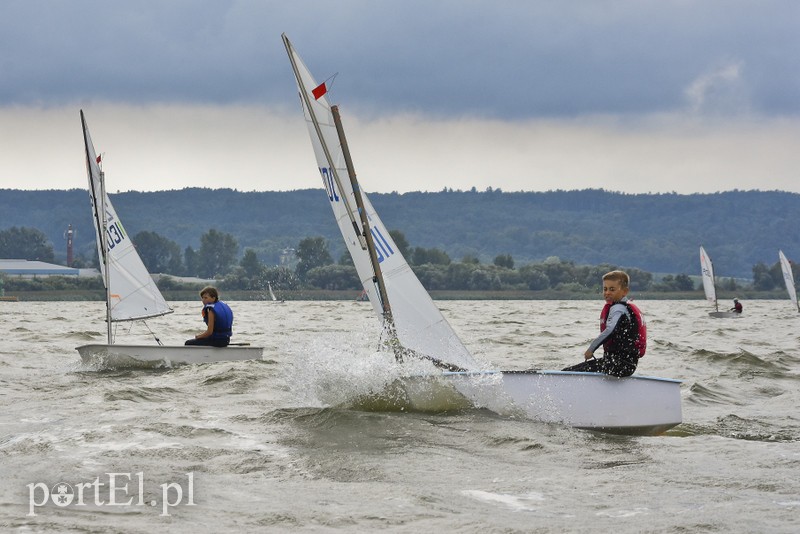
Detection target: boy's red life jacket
<box><xmin>600</xmin><ymin>300</ymin><xmax>647</xmax><ymax>358</ymax></box>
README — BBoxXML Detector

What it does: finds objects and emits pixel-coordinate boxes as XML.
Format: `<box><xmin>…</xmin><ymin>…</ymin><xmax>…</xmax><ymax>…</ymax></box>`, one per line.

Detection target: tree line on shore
<box><xmin>1</xmin><ymin>226</ymin><xmax>795</xmax><ymax>295</ymax></box>
<box><xmin>3</xmin><ymin>188</ymin><xmax>800</xmax><ymax>279</ymax></box>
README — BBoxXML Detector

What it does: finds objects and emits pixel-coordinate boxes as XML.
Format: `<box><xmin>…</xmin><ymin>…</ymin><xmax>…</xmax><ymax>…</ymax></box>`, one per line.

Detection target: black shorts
<box><xmin>184</xmin><ymin>337</ymin><xmax>230</xmax><ymax>348</ymax></box>
<box><xmin>562</xmin><ymin>353</ymin><xmax>638</xmax><ymax>377</ymax></box>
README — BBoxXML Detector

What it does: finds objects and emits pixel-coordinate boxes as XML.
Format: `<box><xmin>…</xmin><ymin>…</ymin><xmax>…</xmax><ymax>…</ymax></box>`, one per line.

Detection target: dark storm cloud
<box><xmin>1</xmin><ymin>0</ymin><xmax>798</xmax><ymax>119</ymax></box>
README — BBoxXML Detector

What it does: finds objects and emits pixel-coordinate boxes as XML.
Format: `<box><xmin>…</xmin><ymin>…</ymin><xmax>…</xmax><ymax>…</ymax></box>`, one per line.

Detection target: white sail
<box><xmin>283</xmin><ymin>35</ymin><xmax>477</xmax><ymax>371</ymax></box>
<box><xmin>268</xmin><ymin>283</ymin><xmax>277</xmax><ymax>302</ymax></box>
<box><xmin>81</xmin><ymin>111</ymin><xmax>173</xmax><ymax>322</ymax></box>
<box><xmin>699</xmin><ymin>246</ymin><xmax>717</xmax><ymax>309</ymax></box>
<box><xmin>778</xmin><ymin>250</ymin><xmax>799</xmax><ymax>312</ymax></box>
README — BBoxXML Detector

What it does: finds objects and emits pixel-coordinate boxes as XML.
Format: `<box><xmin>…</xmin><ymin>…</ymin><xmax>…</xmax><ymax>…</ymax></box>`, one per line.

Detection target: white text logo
<box><xmin>27</xmin><ymin>472</ymin><xmax>195</xmax><ymax>517</ymax></box>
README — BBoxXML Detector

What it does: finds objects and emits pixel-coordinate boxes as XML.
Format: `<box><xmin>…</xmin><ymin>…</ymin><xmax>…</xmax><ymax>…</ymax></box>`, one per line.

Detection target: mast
<box><xmin>80</xmin><ymin>110</ymin><xmax>113</xmax><ymax>344</ymax></box>
<box><xmin>331</xmin><ymin>105</ymin><xmax>399</xmax><ymax>350</ymax></box>
<box><xmin>99</xmin><ymin>167</ymin><xmax>113</xmax><ymax>344</ymax></box>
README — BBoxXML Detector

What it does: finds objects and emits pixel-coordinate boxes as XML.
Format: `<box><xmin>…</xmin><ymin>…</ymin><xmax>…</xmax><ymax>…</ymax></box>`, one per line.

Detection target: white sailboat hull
<box><xmin>708</xmin><ymin>311</ymin><xmax>742</xmax><ymax>319</ymax></box>
<box><xmin>399</xmin><ymin>370</ymin><xmax>682</xmax><ymax>436</ymax></box>
<box><xmin>76</xmin><ymin>344</ymin><xmax>263</xmax><ymax>367</ymax></box>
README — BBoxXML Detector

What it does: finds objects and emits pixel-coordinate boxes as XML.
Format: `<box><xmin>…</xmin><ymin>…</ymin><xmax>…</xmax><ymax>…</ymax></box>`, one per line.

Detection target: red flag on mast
<box><xmin>311</xmin><ymin>73</ymin><xmax>337</xmax><ymax>100</ymax></box>
<box><xmin>312</xmin><ymin>82</ymin><xmax>327</xmax><ymax>100</ymax></box>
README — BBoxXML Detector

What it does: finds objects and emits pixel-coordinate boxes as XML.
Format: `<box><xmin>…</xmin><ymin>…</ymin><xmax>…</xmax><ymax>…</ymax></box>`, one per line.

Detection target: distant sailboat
<box><xmin>268</xmin><ymin>283</ymin><xmax>277</xmax><ymax>301</ymax></box>
<box><xmin>75</xmin><ymin>110</ymin><xmax>263</xmax><ymax>366</ymax></box>
<box><xmin>268</xmin><ymin>282</ymin><xmax>284</xmax><ymax>303</ymax></box>
<box><xmin>283</xmin><ymin>34</ymin><xmax>681</xmax><ymax>435</ymax></box>
<box><xmin>699</xmin><ymin>246</ymin><xmax>741</xmax><ymax>319</ymax></box>
<box><xmin>778</xmin><ymin>250</ymin><xmax>799</xmax><ymax>312</ymax></box>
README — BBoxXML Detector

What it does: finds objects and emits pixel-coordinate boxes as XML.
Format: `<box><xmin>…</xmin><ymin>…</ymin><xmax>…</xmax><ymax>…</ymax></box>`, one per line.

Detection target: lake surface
<box><xmin>1</xmin><ymin>299</ymin><xmax>798</xmax><ymax>532</ymax></box>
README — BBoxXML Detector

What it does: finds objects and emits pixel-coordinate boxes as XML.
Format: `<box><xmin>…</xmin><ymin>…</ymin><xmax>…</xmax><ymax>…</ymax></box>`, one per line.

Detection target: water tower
<box><xmin>64</xmin><ymin>224</ymin><xmax>74</xmax><ymax>266</ymax></box>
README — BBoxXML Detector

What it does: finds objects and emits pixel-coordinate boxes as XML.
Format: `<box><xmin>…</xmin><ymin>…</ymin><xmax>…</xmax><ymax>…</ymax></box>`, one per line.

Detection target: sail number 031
<box><xmin>105</xmin><ymin>220</ymin><xmax>127</xmax><ymax>250</ymax></box>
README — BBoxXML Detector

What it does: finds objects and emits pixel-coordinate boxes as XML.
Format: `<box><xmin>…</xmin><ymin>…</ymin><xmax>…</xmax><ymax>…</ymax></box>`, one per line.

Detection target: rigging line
<box><xmin>141</xmin><ymin>320</ymin><xmax>164</xmax><ymax>346</ymax></box>
<box><xmin>321</xmin><ymin>72</ymin><xmax>339</xmax><ymax>94</ymax></box>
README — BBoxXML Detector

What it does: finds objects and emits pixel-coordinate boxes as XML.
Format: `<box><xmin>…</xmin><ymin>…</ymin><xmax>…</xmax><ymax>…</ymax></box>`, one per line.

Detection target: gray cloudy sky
<box><xmin>1</xmin><ymin>0</ymin><xmax>799</xmax><ymax>193</ymax></box>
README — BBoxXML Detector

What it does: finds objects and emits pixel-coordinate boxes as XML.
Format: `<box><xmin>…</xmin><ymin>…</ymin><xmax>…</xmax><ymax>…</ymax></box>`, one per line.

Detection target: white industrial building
<box><xmin>0</xmin><ymin>259</ymin><xmax>99</xmax><ymax>278</ymax></box>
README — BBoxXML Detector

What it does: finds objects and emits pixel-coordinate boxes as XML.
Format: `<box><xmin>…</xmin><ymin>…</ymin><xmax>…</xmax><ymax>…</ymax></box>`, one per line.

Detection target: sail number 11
<box><xmin>320</xmin><ymin>167</ymin><xmax>339</xmax><ymax>202</ymax></box>
<box><xmin>320</xmin><ymin>166</ymin><xmax>395</xmax><ymax>263</ymax></box>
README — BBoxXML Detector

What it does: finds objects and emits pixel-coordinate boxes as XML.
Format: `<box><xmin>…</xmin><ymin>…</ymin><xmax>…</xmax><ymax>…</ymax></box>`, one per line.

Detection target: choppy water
<box><xmin>1</xmin><ymin>299</ymin><xmax>799</xmax><ymax>533</ymax></box>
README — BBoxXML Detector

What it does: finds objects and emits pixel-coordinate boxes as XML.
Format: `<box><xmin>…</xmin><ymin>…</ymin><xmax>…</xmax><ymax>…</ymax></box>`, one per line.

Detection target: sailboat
<box><xmin>75</xmin><ymin>111</ymin><xmax>263</xmax><ymax>366</ymax></box>
<box><xmin>282</xmin><ymin>34</ymin><xmax>681</xmax><ymax>435</ymax></box>
<box><xmin>778</xmin><ymin>250</ymin><xmax>799</xmax><ymax>312</ymax></box>
<box><xmin>699</xmin><ymin>246</ymin><xmax>741</xmax><ymax>318</ymax></box>
<box><xmin>268</xmin><ymin>282</ymin><xmax>283</xmax><ymax>303</ymax></box>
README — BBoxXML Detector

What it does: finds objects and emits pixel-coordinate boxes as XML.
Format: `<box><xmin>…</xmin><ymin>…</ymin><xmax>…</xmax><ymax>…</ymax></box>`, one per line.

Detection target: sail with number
<box><xmin>699</xmin><ymin>246</ymin><xmax>717</xmax><ymax>310</ymax></box>
<box><xmin>81</xmin><ymin>111</ymin><xmax>173</xmax><ymax>323</ymax></box>
<box><xmin>779</xmin><ymin>250</ymin><xmax>799</xmax><ymax>312</ymax></box>
<box><xmin>283</xmin><ymin>34</ymin><xmax>477</xmax><ymax>371</ymax></box>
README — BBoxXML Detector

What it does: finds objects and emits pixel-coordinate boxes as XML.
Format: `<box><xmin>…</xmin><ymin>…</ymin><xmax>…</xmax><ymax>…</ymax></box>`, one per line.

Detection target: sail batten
<box><xmin>81</xmin><ymin>111</ymin><xmax>173</xmax><ymax>325</ymax></box>
<box><xmin>283</xmin><ymin>35</ymin><xmax>477</xmax><ymax>371</ymax></box>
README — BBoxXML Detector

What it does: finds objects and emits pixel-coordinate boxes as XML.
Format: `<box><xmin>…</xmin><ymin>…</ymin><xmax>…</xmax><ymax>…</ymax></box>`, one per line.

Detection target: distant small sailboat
<box><xmin>75</xmin><ymin>111</ymin><xmax>263</xmax><ymax>366</ymax></box>
<box><xmin>268</xmin><ymin>283</ymin><xmax>277</xmax><ymax>301</ymax></box>
<box><xmin>778</xmin><ymin>250</ymin><xmax>799</xmax><ymax>312</ymax></box>
<box><xmin>699</xmin><ymin>246</ymin><xmax>742</xmax><ymax>319</ymax></box>
<box><xmin>268</xmin><ymin>282</ymin><xmax>284</xmax><ymax>303</ymax></box>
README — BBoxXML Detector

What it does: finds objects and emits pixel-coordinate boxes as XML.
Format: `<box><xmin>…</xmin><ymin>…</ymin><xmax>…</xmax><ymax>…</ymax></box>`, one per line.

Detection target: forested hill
<box><xmin>1</xmin><ymin>188</ymin><xmax>798</xmax><ymax>278</ymax></box>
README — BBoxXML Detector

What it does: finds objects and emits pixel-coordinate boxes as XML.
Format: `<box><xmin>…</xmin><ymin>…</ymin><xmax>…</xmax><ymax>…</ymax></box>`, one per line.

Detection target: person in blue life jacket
<box><xmin>185</xmin><ymin>286</ymin><xmax>233</xmax><ymax>347</ymax></box>
<box><xmin>562</xmin><ymin>270</ymin><xmax>647</xmax><ymax>377</ymax></box>
<box><xmin>729</xmin><ymin>298</ymin><xmax>743</xmax><ymax>313</ymax></box>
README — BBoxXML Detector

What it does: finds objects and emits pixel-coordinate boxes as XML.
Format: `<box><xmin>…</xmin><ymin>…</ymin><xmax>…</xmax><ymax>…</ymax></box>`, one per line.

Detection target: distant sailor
<box><xmin>730</xmin><ymin>298</ymin><xmax>743</xmax><ymax>313</ymax></box>
<box><xmin>185</xmin><ymin>286</ymin><xmax>233</xmax><ymax>347</ymax></box>
<box><xmin>563</xmin><ymin>270</ymin><xmax>646</xmax><ymax>377</ymax></box>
